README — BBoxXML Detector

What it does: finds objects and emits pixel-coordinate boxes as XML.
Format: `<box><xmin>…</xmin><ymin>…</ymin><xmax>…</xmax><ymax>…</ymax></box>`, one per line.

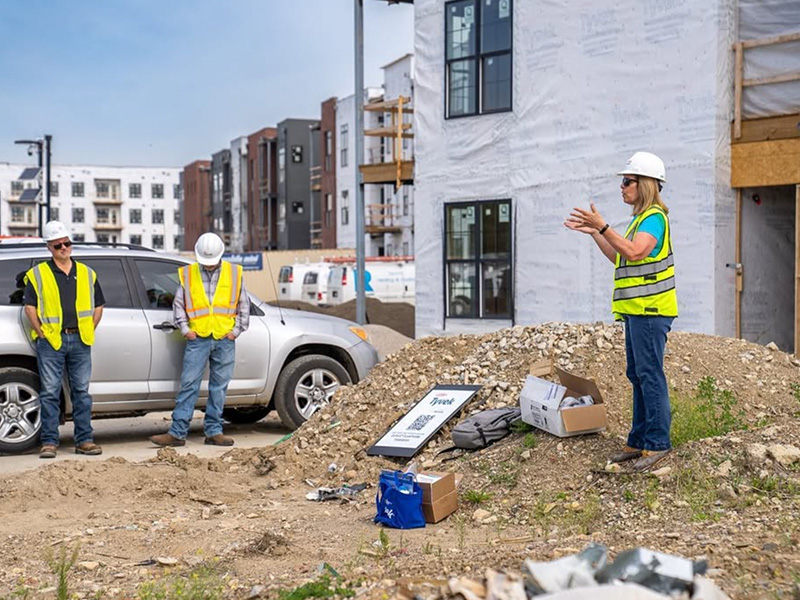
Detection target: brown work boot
<box><xmin>39</xmin><ymin>444</ymin><xmax>58</xmax><ymax>459</ymax></box>
<box><xmin>149</xmin><ymin>433</ymin><xmax>186</xmax><ymax>447</ymax></box>
<box><xmin>75</xmin><ymin>441</ymin><xmax>102</xmax><ymax>455</ymax></box>
<box><xmin>628</xmin><ymin>449</ymin><xmax>672</xmax><ymax>473</ymax></box>
<box><xmin>609</xmin><ymin>446</ymin><xmax>643</xmax><ymax>463</ymax></box>
<box><xmin>204</xmin><ymin>433</ymin><xmax>234</xmax><ymax>446</ymax></box>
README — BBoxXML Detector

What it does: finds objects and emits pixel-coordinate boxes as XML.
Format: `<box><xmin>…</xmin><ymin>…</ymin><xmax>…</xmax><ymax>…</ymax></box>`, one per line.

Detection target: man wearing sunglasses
<box><xmin>23</xmin><ymin>220</ymin><xmax>106</xmax><ymax>459</ymax></box>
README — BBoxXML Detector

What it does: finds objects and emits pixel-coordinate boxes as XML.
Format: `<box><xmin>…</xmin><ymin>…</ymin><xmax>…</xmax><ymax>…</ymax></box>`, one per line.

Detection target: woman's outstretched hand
<box><xmin>565</xmin><ymin>202</ymin><xmax>605</xmax><ymax>234</ymax></box>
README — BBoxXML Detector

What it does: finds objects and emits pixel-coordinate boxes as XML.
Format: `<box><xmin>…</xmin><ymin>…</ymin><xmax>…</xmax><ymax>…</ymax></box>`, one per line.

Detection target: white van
<box><xmin>278</xmin><ymin>263</ymin><xmax>318</xmax><ymax>302</ymax></box>
<box><xmin>301</xmin><ymin>263</ymin><xmax>334</xmax><ymax>305</ymax></box>
<box><xmin>327</xmin><ymin>261</ymin><xmax>415</xmax><ymax>305</ymax></box>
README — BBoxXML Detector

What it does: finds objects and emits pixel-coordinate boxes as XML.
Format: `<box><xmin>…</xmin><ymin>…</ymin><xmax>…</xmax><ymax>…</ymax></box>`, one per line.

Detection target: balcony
<box><xmin>8</xmin><ymin>221</ymin><xmax>38</xmax><ymax>231</ymax></box>
<box><xmin>310</xmin><ymin>165</ymin><xmax>322</xmax><ymax>192</ymax></box>
<box><xmin>365</xmin><ymin>203</ymin><xmax>402</xmax><ymax>235</ymax></box>
<box><xmin>93</xmin><ymin>221</ymin><xmax>122</xmax><ymax>231</ymax></box>
<box><xmin>93</xmin><ymin>195</ymin><xmax>123</xmax><ymax>205</ymax></box>
<box><xmin>360</xmin><ymin>160</ymin><xmax>414</xmax><ymax>185</ymax></box>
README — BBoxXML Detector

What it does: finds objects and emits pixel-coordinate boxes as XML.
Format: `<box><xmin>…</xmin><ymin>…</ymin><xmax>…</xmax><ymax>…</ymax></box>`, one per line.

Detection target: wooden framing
<box><xmin>732</xmin><ymin>30</ymin><xmax>800</xmax><ymax>140</ymax></box>
<box><xmin>796</xmin><ymin>185</ymin><xmax>800</xmax><ymax>356</ymax></box>
<box><xmin>731</xmin><ymin>113</ymin><xmax>800</xmax><ymax>144</ymax></box>
<box><xmin>359</xmin><ymin>161</ymin><xmax>414</xmax><ymax>185</ymax></box>
<box><xmin>731</xmin><ymin>138</ymin><xmax>800</xmax><ymax>188</ymax></box>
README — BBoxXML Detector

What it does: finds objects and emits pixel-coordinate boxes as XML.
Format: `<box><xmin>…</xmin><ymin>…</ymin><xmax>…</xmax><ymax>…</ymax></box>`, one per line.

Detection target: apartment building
<box><xmin>336</xmin><ymin>54</ymin><xmax>416</xmax><ymax>257</ymax></box>
<box><xmin>246</xmin><ymin>127</ymin><xmax>278</xmax><ymax>251</ymax></box>
<box><xmin>276</xmin><ymin>118</ymin><xmax>317</xmax><ymax>250</ymax></box>
<box><xmin>210</xmin><ymin>149</ymin><xmax>232</xmax><ymax>246</ymax></box>
<box><xmin>317</xmin><ymin>98</ymin><xmax>338</xmax><ymax>249</ymax></box>
<box><xmin>0</xmin><ymin>163</ymin><xmax>181</xmax><ymax>251</ymax></box>
<box><xmin>180</xmin><ymin>160</ymin><xmax>211</xmax><ymax>251</ymax></box>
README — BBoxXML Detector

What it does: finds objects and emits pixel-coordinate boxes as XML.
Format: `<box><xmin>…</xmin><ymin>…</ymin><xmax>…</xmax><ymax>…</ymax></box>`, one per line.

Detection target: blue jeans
<box><xmin>624</xmin><ymin>315</ymin><xmax>674</xmax><ymax>451</ymax></box>
<box><xmin>169</xmin><ymin>336</ymin><xmax>236</xmax><ymax>439</ymax></box>
<box><xmin>36</xmin><ymin>333</ymin><xmax>94</xmax><ymax>447</ymax></box>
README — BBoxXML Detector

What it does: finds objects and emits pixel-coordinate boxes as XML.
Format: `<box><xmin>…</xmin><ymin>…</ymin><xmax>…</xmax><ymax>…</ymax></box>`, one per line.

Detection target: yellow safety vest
<box><xmin>612</xmin><ymin>206</ymin><xmax>678</xmax><ymax>320</ymax></box>
<box><xmin>178</xmin><ymin>261</ymin><xmax>243</xmax><ymax>339</ymax></box>
<box><xmin>25</xmin><ymin>261</ymin><xmax>97</xmax><ymax>350</ymax></box>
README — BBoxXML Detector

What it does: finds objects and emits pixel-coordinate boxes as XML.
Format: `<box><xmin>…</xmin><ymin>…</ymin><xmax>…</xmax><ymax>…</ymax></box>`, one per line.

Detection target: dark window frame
<box><xmin>151</xmin><ymin>183</ymin><xmax>164</xmax><ymax>199</ymax></box>
<box><xmin>443</xmin><ymin>198</ymin><xmax>513</xmax><ymax>320</ymax></box>
<box><xmin>71</xmin><ymin>182</ymin><xmax>85</xmax><ymax>197</ymax></box>
<box><xmin>444</xmin><ymin>0</ymin><xmax>513</xmax><ymax>119</ymax></box>
<box><xmin>129</xmin><ymin>183</ymin><xmax>141</xmax><ymax>199</ymax></box>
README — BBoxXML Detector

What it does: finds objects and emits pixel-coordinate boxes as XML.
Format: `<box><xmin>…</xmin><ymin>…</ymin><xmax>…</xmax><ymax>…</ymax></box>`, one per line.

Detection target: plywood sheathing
<box><xmin>731</xmin><ymin>138</ymin><xmax>800</xmax><ymax>188</ymax></box>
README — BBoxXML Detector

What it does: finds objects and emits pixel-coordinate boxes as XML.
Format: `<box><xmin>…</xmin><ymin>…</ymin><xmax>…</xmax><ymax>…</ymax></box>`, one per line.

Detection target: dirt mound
<box><xmin>269</xmin><ymin>297</ymin><xmax>415</xmax><ymax>338</ymax></box>
<box><xmin>264</xmin><ymin>322</ymin><xmax>800</xmax><ymax>486</ymax></box>
<box><xmin>1</xmin><ymin>323</ymin><xmax>799</xmax><ymax>598</ymax></box>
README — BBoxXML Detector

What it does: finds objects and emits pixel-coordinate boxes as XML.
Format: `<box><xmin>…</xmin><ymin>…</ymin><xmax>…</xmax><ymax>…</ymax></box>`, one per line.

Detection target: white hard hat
<box><xmin>43</xmin><ymin>221</ymin><xmax>71</xmax><ymax>242</ymax></box>
<box><xmin>194</xmin><ymin>232</ymin><xmax>225</xmax><ymax>266</ymax></box>
<box><xmin>617</xmin><ymin>152</ymin><xmax>666</xmax><ymax>183</ymax></box>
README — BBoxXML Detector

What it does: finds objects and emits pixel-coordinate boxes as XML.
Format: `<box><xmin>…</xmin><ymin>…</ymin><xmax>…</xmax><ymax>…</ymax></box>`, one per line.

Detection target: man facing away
<box><xmin>149</xmin><ymin>232</ymin><xmax>249</xmax><ymax>447</ymax></box>
<box><xmin>24</xmin><ymin>221</ymin><xmax>105</xmax><ymax>458</ymax></box>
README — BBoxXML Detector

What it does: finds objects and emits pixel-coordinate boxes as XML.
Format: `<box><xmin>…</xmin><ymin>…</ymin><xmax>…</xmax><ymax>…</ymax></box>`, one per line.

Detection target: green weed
<box><xmin>622</xmin><ymin>489</ymin><xmax>635</xmax><ymax>503</ymax></box>
<box><xmin>791</xmin><ymin>383</ymin><xmax>800</xmax><ymax>403</ymax></box>
<box><xmin>510</xmin><ymin>420</ymin><xmax>534</xmax><ymax>433</ymax></box>
<box><xmin>670</xmin><ymin>376</ymin><xmax>747</xmax><ymax>446</ymax></box>
<box><xmin>749</xmin><ymin>475</ymin><xmax>800</xmax><ymax>499</ymax></box>
<box><xmin>675</xmin><ymin>465</ymin><xmax>719</xmax><ymax>521</ymax></box>
<box><xmin>522</xmin><ymin>433</ymin><xmax>537</xmax><ymax>449</ymax></box>
<box><xmin>277</xmin><ymin>575</ymin><xmax>355</xmax><ymax>600</ymax></box>
<box><xmin>44</xmin><ymin>544</ymin><xmax>80</xmax><ymax>600</ymax></box>
<box><xmin>137</xmin><ymin>566</ymin><xmax>225</xmax><ymax>600</ymax></box>
<box><xmin>378</xmin><ymin>529</ymin><xmax>390</xmax><ymax>558</ymax></box>
<box><xmin>487</xmin><ymin>463</ymin><xmax>519</xmax><ymax>488</ymax></box>
<box><xmin>463</xmin><ymin>489</ymin><xmax>493</xmax><ymax>504</ymax></box>
<box><xmin>453</xmin><ymin>513</ymin><xmax>468</xmax><ymax>551</ymax></box>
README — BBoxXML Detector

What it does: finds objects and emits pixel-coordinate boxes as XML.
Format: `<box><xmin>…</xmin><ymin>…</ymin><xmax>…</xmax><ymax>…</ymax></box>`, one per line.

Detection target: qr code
<box><xmin>408</xmin><ymin>414</ymin><xmax>435</xmax><ymax>431</ymax></box>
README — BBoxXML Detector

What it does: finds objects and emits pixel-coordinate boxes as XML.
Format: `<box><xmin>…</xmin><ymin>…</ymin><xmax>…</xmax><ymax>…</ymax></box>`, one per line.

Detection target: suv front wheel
<box><xmin>274</xmin><ymin>355</ymin><xmax>351</xmax><ymax>430</ymax></box>
<box><xmin>0</xmin><ymin>367</ymin><xmax>42</xmax><ymax>453</ymax></box>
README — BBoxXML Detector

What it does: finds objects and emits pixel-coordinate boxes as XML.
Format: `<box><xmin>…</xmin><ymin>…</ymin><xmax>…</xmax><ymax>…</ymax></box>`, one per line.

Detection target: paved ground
<box><xmin>0</xmin><ymin>411</ymin><xmax>290</xmax><ymax>476</ymax></box>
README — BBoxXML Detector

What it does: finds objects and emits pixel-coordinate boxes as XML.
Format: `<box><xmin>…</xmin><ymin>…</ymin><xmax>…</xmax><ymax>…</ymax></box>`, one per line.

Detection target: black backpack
<box><xmin>450</xmin><ymin>407</ymin><xmax>522</xmax><ymax>450</ymax></box>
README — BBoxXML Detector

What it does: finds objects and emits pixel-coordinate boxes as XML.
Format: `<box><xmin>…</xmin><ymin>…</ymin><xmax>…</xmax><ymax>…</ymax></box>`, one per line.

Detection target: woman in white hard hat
<box><xmin>565</xmin><ymin>152</ymin><xmax>677</xmax><ymax>472</ymax></box>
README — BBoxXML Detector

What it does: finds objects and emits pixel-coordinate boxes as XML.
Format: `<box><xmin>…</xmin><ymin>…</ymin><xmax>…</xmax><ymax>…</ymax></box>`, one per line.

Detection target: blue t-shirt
<box><xmin>630</xmin><ymin>213</ymin><xmax>665</xmax><ymax>257</ymax></box>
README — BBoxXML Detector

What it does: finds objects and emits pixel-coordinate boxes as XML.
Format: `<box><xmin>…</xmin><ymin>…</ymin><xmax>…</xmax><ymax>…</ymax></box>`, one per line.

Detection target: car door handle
<box><xmin>153</xmin><ymin>322</ymin><xmax>178</xmax><ymax>331</ymax></box>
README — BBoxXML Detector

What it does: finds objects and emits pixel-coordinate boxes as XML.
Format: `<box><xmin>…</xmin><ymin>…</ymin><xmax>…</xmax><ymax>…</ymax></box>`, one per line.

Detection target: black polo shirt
<box><xmin>24</xmin><ymin>260</ymin><xmax>106</xmax><ymax>330</ymax></box>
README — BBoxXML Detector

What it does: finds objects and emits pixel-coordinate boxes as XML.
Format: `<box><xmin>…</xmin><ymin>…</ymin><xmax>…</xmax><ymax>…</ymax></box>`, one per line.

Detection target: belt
<box><xmin>62</xmin><ymin>328</ymin><xmax>80</xmax><ymax>334</ymax></box>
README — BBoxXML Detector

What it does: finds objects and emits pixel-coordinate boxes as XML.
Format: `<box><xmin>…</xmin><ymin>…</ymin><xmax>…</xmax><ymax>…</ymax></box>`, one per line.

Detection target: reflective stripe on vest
<box><xmin>179</xmin><ymin>261</ymin><xmax>243</xmax><ymax>339</ymax></box>
<box><xmin>25</xmin><ymin>262</ymin><xmax>97</xmax><ymax>350</ymax></box>
<box><xmin>612</xmin><ymin>206</ymin><xmax>678</xmax><ymax>319</ymax></box>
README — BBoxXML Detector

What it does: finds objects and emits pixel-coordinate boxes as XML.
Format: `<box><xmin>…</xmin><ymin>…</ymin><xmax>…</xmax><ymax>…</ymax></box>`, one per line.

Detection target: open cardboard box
<box><xmin>520</xmin><ymin>359</ymin><xmax>607</xmax><ymax>438</ymax></box>
<box><xmin>416</xmin><ymin>471</ymin><xmax>463</xmax><ymax>524</ymax></box>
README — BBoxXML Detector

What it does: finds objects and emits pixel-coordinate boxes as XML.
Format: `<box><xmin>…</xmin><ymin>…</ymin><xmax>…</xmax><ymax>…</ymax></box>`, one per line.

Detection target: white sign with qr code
<box><xmin>367</xmin><ymin>385</ymin><xmax>482</xmax><ymax>458</ymax></box>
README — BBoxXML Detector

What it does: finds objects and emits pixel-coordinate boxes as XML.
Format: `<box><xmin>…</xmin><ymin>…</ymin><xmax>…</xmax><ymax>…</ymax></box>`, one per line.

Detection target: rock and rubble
<box><xmin>0</xmin><ymin>322</ymin><xmax>799</xmax><ymax>599</ymax></box>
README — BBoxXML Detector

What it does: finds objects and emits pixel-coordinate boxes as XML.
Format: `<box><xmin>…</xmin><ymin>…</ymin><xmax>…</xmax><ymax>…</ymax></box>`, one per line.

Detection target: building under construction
<box><xmin>412</xmin><ymin>0</ymin><xmax>800</xmax><ymax>352</ymax></box>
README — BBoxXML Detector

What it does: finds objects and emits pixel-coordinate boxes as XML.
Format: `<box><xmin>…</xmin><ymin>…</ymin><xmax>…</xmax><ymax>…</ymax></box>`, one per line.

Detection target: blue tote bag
<box><xmin>374</xmin><ymin>470</ymin><xmax>426</xmax><ymax>529</ymax></box>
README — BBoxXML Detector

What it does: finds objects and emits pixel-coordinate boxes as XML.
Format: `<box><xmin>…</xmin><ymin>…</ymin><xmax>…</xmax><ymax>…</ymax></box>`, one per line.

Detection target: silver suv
<box><xmin>0</xmin><ymin>242</ymin><xmax>379</xmax><ymax>453</ymax></box>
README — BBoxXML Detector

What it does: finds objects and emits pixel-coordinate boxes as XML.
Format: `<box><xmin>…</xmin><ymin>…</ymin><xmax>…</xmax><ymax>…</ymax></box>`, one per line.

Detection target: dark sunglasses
<box><xmin>50</xmin><ymin>241</ymin><xmax>73</xmax><ymax>250</ymax></box>
<box><xmin>621</xmin><ymin>177</ymin><xmax>639</xmax><ymax>187</ymax></box>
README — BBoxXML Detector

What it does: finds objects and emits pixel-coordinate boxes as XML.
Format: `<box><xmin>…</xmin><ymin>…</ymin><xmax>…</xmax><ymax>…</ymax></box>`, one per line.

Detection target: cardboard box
<box><xmin>519</xmin><ymin>361</ymin><xmax>607</xmax><ymax>438</ymax></box>
<box><xmin>416</xmin><ymin>471</ymin><xmax>463</xmax><ymax>523</ymax></box>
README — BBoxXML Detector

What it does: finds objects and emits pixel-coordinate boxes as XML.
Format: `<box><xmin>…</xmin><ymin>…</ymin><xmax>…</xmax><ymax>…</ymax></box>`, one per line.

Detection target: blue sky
<box><xmin>0</xmin><ymin>1</ymin><xmax>414</xmax><ymax>167</ymax></box>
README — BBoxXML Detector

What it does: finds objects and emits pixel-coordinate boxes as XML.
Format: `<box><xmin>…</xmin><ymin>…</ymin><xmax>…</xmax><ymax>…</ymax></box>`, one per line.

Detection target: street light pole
<box><xmin>354</xmin><ymin>0</ymin><xmax>366</xmax><ymax>325</ymax></box>
<box><xmin>44</xmin><ymin>135</ymin><xmax>52</xmax><ymax>224</ymax></box>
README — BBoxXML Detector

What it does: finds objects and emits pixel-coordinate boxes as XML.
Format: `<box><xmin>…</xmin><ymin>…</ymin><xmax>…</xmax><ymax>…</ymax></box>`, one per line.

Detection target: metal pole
<box><xmin>354</xmin><ymin>0</ymin><xmax>366</xmax><ymax>325</ymax></box>
<box><xmin>44</xmin><ymin>135</ymin><xmax>52</xmax><ymax>224</ymax></box>
<box><xmin>36</xmin><ymin>141</ymin><xmax>43</xmax><ymax>237</ymax></box>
